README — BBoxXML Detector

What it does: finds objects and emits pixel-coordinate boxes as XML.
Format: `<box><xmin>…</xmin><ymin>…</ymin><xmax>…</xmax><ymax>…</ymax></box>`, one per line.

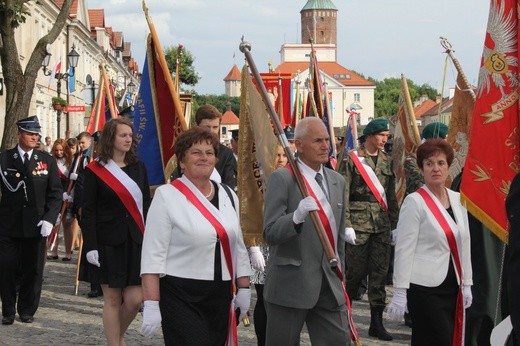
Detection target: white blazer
<box><xmin>141</xmin><ymin>178</ymin><xmax>251</xmax><ymax>281</ymax></box>
<box><xmin>393</xmin><ymin>188</ymin><xmax>473</xmax><ymax>288</ymax></box>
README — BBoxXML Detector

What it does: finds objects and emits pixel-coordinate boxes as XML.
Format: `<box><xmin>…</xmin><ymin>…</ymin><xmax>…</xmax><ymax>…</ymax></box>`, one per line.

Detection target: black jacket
<box><xmin>215</xmin><ymin>144</ymin><xmax>237</xmax><ymax>190</ymax></box>
<box><xmin>0</xmin><ymin>146</ymin><xmax>62</xmax><ymax>237</ymax></box>
<box><xmin>82</xmin><ymin>160</ymin><xmax>151</xmax><ymax>252</ymax></box>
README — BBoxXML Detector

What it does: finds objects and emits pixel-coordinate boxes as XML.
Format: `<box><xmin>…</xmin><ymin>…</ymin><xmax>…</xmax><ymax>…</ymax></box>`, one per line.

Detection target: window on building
<box><xmin>354</xmin><ymin>93</ymin><xmax>360</xmax><ymax>102</ymax></box>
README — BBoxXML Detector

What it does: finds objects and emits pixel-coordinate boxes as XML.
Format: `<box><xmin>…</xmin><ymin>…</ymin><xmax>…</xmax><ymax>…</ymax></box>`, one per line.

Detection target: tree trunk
<box><xmin>0</xmin><ymin>0</ymin><xmax>75</xmax><ymax>150</ymax></box>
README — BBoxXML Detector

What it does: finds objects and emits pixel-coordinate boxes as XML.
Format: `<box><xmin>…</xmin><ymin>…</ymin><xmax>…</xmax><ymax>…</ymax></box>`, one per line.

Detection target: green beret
<box><xmin>363</xmin><ymin>118</ymin><xmax>389</xmax><ymax>135</ymax></box>
<box><xmin>422</xmin><ymin>122</ymin><xmax>448</xmax><ymax>139</ymax></box>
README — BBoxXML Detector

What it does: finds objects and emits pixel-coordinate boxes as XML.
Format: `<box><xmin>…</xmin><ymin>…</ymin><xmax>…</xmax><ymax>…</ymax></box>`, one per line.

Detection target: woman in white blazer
<box><xmin>387</xmin><ymin>139</ymin><xmax>473</xmax><ymax>346</ymax></box>
<box><xmin>140</xmin><ymin>127</ymin><xmax>251</xmax><ymax>344</ymax></box>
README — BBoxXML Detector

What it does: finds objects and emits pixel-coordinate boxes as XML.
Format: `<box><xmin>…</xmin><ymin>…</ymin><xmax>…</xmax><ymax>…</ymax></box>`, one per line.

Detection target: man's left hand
<box><xmin>37</xmin><ymin>220</ymin><xmax>53</xmax><ymax>237</ymax></box>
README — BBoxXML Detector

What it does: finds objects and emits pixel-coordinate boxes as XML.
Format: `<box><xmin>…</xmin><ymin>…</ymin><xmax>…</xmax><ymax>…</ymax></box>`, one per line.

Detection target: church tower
<box><xmin>301</xmin><ymin>0</ymin><xmax>338</xmax><ymax>45</ymax></box>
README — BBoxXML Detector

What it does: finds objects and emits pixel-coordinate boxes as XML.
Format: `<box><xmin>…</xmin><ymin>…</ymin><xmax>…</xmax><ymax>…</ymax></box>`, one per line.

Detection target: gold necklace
<box><xmin>205</xmin><ymin>182</ymin><xmax>214</xmax><ymax>198</ymax></box>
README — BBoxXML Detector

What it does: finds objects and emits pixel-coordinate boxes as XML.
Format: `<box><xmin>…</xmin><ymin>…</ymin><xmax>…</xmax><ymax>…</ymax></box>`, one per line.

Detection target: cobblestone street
<box><xmin>0</xmin><ymin>252</ymin><xmax>411</xmax><ymax>345</ymax></box>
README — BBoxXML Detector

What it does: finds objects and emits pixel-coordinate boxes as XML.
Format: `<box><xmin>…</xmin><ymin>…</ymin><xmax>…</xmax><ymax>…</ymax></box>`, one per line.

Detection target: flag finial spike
<box><xmin>239</xmin><ymin>38</ymin><xmax>251</xmax><ymax>53</ymax></box>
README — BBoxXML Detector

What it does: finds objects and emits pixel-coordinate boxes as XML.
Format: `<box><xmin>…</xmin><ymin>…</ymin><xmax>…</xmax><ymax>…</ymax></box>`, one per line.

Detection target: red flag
<box><xmin>460</xmin><ymin>0</ymin><xmax>519</xmax><ymax>243</ymax></box>
<box><xmin>256</xmin><ymin>73</ymin><xmax>292</xmax><ymax>126</ymax></box>
<box><xmin>86</xmin><ymin>77</ymin><xmax>107</xmax><ymax>133</ymax></box>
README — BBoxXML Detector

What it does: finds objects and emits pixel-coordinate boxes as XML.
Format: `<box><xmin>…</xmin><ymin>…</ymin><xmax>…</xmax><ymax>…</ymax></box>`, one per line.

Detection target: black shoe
<box><xmin>47</xmin><ymin>255</ymin><xmax>59</xmax><ymax>260</ymax></box>
<box><xmin>87</xmin><ymin>289</ymin><xmax>103</xmax><ymax>298</ymax></box>
<box><xmin>61</xmin><ymin>257</ymin><xmax>71</xmax><ymax>262</ymax></box>
<box><xmin>2</xmin><ymin>316</ymin><xmax>14</xmax><ymax>325</ymax></box>
<box><xmin>20</xmin><ymin>315</ymin><xmax>33</xmax><ymax>323</ymax></box>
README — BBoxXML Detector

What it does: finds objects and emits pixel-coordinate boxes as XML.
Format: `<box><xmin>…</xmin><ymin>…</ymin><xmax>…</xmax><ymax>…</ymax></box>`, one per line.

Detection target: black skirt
<box><xmin>96</xmin><ymin>231</ymin><xmax>142</xmax><ymax>288</ymax></box>
<box><xmin>159</xmin><ymin>275</ymin><xmax>232</xmax><ymax>346</ymax></box>
<box><xmin>408</xmin><ymin>259</ymin><xmax>459</xmax><ymax>346</ymax></box>
<box><xmin>78</xmin><ymin>229</ymin><xmax>142</xmax><ymax>288</ymax></box>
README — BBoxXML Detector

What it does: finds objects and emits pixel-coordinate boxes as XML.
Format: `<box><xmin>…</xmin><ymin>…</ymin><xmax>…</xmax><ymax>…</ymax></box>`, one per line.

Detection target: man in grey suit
<box><xmin>263</xmin><ymin>117</ymin><xmax>350</xmax><ymax>345</ymax></box>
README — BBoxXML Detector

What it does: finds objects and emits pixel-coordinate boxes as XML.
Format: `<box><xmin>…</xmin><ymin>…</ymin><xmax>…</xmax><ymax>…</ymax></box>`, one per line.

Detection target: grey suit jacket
<box><xmin>263</xmin><ymin>165</ymin><xmax>346</xmax><ymax>309</ymax></box>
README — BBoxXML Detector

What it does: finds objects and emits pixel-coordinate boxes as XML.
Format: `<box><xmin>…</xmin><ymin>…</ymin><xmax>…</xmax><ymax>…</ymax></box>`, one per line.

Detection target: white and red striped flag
<box><xmin>47</xmin><ymin>57</ymin><xmax>61</xmax><ymax>89</ymax></box>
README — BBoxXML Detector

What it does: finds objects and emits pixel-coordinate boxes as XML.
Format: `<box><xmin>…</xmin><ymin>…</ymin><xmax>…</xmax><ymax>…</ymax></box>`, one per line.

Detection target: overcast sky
<box><xmin>88</xmin><ymin>0</ymin><xmax>490</xmax><ymax>96</ymax></box>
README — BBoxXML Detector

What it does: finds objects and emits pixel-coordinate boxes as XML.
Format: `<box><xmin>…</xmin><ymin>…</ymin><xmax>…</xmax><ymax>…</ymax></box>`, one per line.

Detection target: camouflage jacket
<box><xmin>339</xmin><ymin>146</ymin><xmax>399</xmax><ymax>233</ymax></box>
<box><xmin>404</xmin><ymin>153</ymin><xmax>424</xmax><ymax>195</ymax></box>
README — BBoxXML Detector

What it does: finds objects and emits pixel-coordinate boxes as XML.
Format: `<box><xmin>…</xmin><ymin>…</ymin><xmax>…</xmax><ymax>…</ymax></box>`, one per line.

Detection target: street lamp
<box><xmin>42</xmin><ymin>44</ymin><xmax>80</xmax><ymax>137</ymax></box>
<box><xmin>127</xmin><ymin>80</ymin><xmax>136</xmax><ymax>94</ymax></box>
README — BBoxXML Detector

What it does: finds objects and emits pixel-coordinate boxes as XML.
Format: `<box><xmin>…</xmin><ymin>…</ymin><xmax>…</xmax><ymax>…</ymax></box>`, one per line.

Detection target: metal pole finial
<box><xmin>239</xmin><ymin>37</ymin><xmax>251</xmax><ymax>53</ymax></box>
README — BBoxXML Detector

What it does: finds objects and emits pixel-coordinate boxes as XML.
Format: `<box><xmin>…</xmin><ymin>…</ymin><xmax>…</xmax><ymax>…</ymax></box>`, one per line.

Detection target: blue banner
<box><xmin>133</xmin><ymin>54</ymin><xmax>163</xmax><ymax>186</ymax></box>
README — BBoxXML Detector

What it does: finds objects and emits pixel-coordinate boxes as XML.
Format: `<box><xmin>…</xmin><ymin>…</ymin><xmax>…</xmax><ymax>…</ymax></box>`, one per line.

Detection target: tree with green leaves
<box><xmin>193</xmin><ymin>94</ymin><xmax>240</xmax><ymax>117</ymax></box>
<box><xmin>0</xmin><ymin>0</ymin><xmax>75</xmax><ymax>149</ymax></box>
<box><xmin>367</xmin><ymin>76</ymin><xmax>439</xmax><ymax>118</ymax></box>
<box><xmin>164</xmin><ymin>44</ymin><xmax>200</xmax><ymax>89</ymax></box>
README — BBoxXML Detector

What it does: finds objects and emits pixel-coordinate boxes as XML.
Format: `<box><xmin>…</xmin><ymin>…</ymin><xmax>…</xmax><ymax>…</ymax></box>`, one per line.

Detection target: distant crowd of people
<box><xmin>0</xmin><ymin>108</ymin><xmax>519</xmax><ymax>346</ymax></box>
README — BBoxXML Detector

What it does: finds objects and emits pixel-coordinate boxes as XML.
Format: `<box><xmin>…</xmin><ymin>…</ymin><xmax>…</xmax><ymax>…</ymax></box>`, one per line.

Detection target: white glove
<box><xmin>37</xmin><ymin>220</ymin><xmax>53</xmax><ymax>237</ymax></box>
<box><xmin>62</xmin><ymin>192</ymin><xmax>73</xmax><ymax>202</ymax></box>
<box><xmin>141</xmin><ymin>300</ymin><xmax>162</xmax><ymax>338</ymax></box>
<box><xmin>391</xmin><ymin>229</ymin><xmax>397</xmax><ymax>246</ymax></box>
<box><xmin>248</xmin><ymin>246</ymin><xmax>265</xmax><ymax>272</ymax></box>
<box><xmin>386</xmin><ymin>287</ymin><xmax>408</xmax><ymax>321</ymax></box>
<box><xmin>345</xmin><ymin>227</ymin><xmax>356</xmax><ymax>245</ymax></box>
<box><xmin>463</xmin><ymin>285</ymin><xmax>472</xmax><ymax>309</ymax></box>
<box><xmin>292</xmin><ymin>196</ymin><xmax>319</xmax><ymax>224</ymax></box>
<box><xmin>69</xmin><ymin>172</ymin><xmax>78</xmax><ymax>181</ymax></box>
<box><xmin>86</xmin><ymin>250</ymin><xmax>101</xmax><ymax>267</ymax></box>
<box><xmin>235</xmin><ymin>288</ymin><xmax>251</xmax><ymax>320</ymax></box>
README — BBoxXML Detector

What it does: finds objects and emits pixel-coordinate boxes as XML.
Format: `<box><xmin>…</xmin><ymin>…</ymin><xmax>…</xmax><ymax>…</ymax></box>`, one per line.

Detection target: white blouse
<box><xmin>141</xmin><ymin>177</ymin><xmax>251</xmax><ymax>281</ymax></box>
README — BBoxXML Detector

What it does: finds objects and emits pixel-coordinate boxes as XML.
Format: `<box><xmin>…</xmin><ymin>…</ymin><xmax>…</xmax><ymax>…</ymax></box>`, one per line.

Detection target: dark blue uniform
<box><xmin>0</xmin><ymin>146</ymin><xmax>62</xmax><ymax>321</ymax></box>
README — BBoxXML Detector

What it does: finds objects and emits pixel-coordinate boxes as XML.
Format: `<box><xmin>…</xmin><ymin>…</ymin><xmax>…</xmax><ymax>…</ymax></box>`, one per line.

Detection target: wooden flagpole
<box><xmin>239</xmin><ymin>38</ymin><xmax>337</xmax><ymax>267</ymax></box>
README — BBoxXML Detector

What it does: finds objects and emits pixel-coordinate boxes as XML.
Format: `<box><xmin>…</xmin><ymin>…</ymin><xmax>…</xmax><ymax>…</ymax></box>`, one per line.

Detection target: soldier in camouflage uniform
<box><xmin>405</xmin><ymin>122</ymin><xmax>449</xmax><ymax>195</ymax></box>
<box><xmin>339</xmin><ymin>118</ymin><xmax>398</xmax><ymax>341</ymax></box>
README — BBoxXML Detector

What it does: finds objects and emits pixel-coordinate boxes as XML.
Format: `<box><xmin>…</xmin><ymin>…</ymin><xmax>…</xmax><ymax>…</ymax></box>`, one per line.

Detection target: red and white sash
<box><xmin>87</xmin><ymin>159</ymin><xmax>145</xmax><ymax>233</ymax></box>
<box><xmin>171</xmin><ymin>176</ymin><xmax>238</xmax><ymax>346</ymax></box>
<box><xmin>417</xmin><ymin>186</ymin><xmax>465</xmax><ymax>346</ymax></box>
<box><xmin>286</xmin><ymin>164</ymin><xmax>360</xmax><ymax>344</ymax></box>
<box><xmin>57</xmin><ymin>158</ymin><xmax>69</xmax><ymax>181</ymax></box>
<box><xmin>349</xmin><ymin>150</ymin><xmax>388</xmax><ymax>212</ymax></box>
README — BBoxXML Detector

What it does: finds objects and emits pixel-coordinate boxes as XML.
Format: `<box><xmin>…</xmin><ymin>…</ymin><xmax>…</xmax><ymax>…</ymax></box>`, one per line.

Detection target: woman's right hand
<box><xmin>386</xmin><ymin>287</ymin><xmax>407</xmax><ymax>321</ymax></box>
<box><xmin>141</xmin><ymin>300</ymin><xmax>162</xmax><ymax>338</ymax></box>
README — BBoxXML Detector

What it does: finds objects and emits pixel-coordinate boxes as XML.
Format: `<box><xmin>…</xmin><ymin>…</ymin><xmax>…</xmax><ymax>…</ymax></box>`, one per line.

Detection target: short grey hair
<box><xmin>294</xmin><ymin>117</ymin><xmax>326</xmax><ymax>140</ymax></box>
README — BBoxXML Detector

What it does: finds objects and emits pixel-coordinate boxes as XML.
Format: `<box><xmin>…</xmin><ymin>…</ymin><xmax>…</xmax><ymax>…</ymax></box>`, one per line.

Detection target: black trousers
<box><xmin>159</xmin><ymin>275</ymin><xmax>232</xmax><ymax>346</ymax></box>
<box><xmin>408</xmin><ymin>260</ymin><xmax>458</xmax><ymax>346</ymax></box>
<box><xmin>254</xmin><ymin>284</ymin><xmax>267</xmax><ymax>346</ymax></box>
<box><xmin>0</xmin><ymin>235</ymin><xmax>46</xmax><ymax>317</ymax></box>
